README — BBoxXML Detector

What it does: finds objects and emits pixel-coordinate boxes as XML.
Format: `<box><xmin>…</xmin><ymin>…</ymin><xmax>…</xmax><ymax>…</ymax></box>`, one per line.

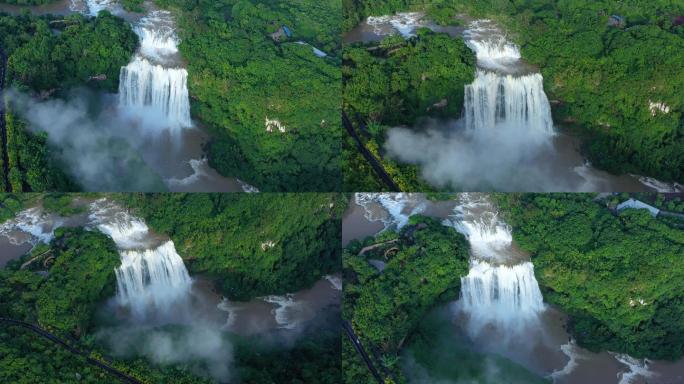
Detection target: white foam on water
<box><xmin>613</xmin><ymin>353</ymin><xmax>655</xmax><ymax>384</ymax></box>
<box><xmin>0</xmin><ymin>207</ymin><xmax>62</xmax><ymax>246</ymax></box>
<box><xmin>166</xmin><ymin>158</ymin><xmax>209</xmax><ymax>187</ymax></box>
<box><xmin>367</xmin><ymin>12</ymin><xmax>425</xmax><ymax>38</ymax></box>
<box><xmin>262</xmin><ymin>294</ymin><xmax>300</xmax><ymax>330</ymax></box>
<box><xmin>355</xmin><ymin>193</ymin><xmax>425</xmax><ymax>231</ymax></box>
<box><xmin>325</xmin><ymin>275</ymin><xmax>342</xmax><ymax>291</ymax></box>
<box><xmin>464</xmin><ymin>20</ymin><xmax>521</xmax><ymax>70</ymax></box>
<box><xmin>135</xmin><ymin>10</ymin><xmax>180</xmax><ymax>61</ymax></box>
<box><xmin>549</xmin><ymin>341</ymin><xmax>584</xmax><ymax>381</ymax></box>
<box><xmin>634</xmin><ymin>175</ymin><xmax>683</xmax><ymax>193</ymax></box>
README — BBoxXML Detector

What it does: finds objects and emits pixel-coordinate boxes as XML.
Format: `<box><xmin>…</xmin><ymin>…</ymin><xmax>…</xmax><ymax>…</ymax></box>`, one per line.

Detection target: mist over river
<box><xmin>344</xmin><ymin>14</ymin><xmax>682</xmax><ymax>193</ymax></box>
<box><xmin>345</xmin><ymin>193</ymin><xmax>684</xmax><ymax>384</ymax></box>
<box><xmin>2</xmin><ymin>0</ymin><xmax>252</xmax><ymax>192</ymax></box>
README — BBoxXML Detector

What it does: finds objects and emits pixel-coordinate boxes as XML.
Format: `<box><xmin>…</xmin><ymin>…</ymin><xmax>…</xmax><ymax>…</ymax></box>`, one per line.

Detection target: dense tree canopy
<box><xmin>342</xmin><ymin>30</ymin><xmax>474</xmax><ymax>191</ymax></box>
<box><xmin>0</xmin><ymin>11</ymin><xmax>138</xmax><ymax>192</ymax></box>
<box><xmin>153</xmin><ymin>0</ymin><xmax>342</xmax><ymax>192</ymax></box>
<box><xmin>118</xmin><ymin>192</ymin><xmax>345</xmax><ymax>300</ymax></box>
<box><xmin>497</xmin><ymin>193</ymin><xmax>684</xmax><ymax>360</ymax></box>
<box><xmin>343</xmin><ymin>216</ymin><xmax>470</xmax><ymax>382</ymax></box>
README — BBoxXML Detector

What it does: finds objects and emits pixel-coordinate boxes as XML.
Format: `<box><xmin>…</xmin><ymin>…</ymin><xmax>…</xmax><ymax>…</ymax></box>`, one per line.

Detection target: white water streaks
<box><xmin>613</xmin><ymin>353</ymin><xmax>655</xmax><ymax>384</ymax></box>
<box><xmin>115</xmin><ymin>241</ymin><xmax>193</xmax><ymax>320</ymax></box>
<box><xmin>325</xmin><ymin>275</ymin><xmax>343</xmax><ymax>291</ymax></box>
<box><xmin>88</xmin><ymin>199</ymin><xmax>192</xmax><ymax>321</ymax></box>
<box><xmin>549</xmin><ymin>341</ymin><xmax>585</xmax><ymax>381</ymax></box>
<box><xmin>135</xmin><ymin>10</ymin><xmax>180</xmax><ymax>61</ymax></box>
<box><xmin>0</xmin><ymin>207</ymin><xmax>63</xmax><ymax>246</ymax></box>
<box><xmin>367</xmin><ymin>12</ymin><xmax>426</xmax><ymax>38</ymax></box>
<box><xmin>262</xmin><ymin>294</ymin><xmax>301</xmax><ymax>330</ymax></box>
<box><xmin>464</xmin><ymin>19</ymin><xmax>521</xmax><ymax>71</ymax></box>
<box><xmin>449</xmin><ymin>194</ymin><xmax>545</xmax><ymax>340</ymax></box>
<box><xmin>355</xmin><ymin>193</ymin><xmax>426</xmax><ymax>231</ymax></box>
<box><xmin>447</xmin><ymin>194</ymin><xmax>513</xmax><ymax>261</ymax></box>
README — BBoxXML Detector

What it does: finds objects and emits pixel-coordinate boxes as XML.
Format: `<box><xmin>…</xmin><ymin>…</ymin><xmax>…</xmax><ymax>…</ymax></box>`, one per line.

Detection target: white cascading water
<box><xmin>355</xmin><ymin>193</ymin><xmax>426</xmax><ymax>230</ymax></box>
<box><xmin>449</xmin><ymin>194</ymin><xmax>545</xmax><ymax>339</ymax></box>
<box><xmin>463</xmin><ymin>20</ymin><xmax>554</xmax><ymax>142</ymax></box>
<box><xmin>89</xmin><ymin>199</ymin><xmax>192</xmax><ymax>321</ymax></box>
<box><xmin>118</xmin><ymin>10</ymin><xmax>192</xmax><ymax>133</ymax></box>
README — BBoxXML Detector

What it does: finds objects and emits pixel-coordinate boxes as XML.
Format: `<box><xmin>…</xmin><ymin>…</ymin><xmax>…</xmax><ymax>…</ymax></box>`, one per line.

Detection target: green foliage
<box><xmin>120</xmin><ymin>0</ymin><xmax>145</xmax><ymax>13</ymax></box>
<box><xmin>499</xmin><ymin>193</ymin><xmax>684</xmax><ymax>359</ymax></box>
<box><xmin>449</xmin><ymin>0</ymin><xmax>684</xmax><ymax>181</ymax></box>
<box><xmin>3</xmin><ymin>12</ymin><xmax>138</xmax><ymax>92</ymax></box>
<box><xmin>342</xmin><ymin>31</ymin><xmax>474</xmax><ymax>191</ymax></box>
<box><xmin>343</xmin><ymin>216</ymin><xmax>470</xmax><ymax>381</ymax></box>
<box><xmin>154</xmin><ymin>0</ymin><xmax>342</xmax><ymax>191</ymax></box>
<box><xmin>0</xmin><ymin>11</ymin><xmax>137</xmax><ymax>192</ymax></box>
<box><xmin>2</xmin><ymin>109</ymin><xmax>77</xmax><ymax>192</ymax></box>
<box><xmin>234</xmin><ymin>311</ymin><xmax>341</xmax><ymax>383</ymax></box>
<box><xmin>404</xmin><ymin>307</ymin><xmax>550</xmax><ymax>384</ymax></box>
<box><xmin>119</xmin><ymin>192</ymin><xmax>345</xmax><ymax>300</ymax></box>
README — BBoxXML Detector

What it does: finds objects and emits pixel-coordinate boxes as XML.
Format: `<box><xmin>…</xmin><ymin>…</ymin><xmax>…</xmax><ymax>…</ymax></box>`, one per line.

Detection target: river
<box><xmin>344</xmin><ymin>13</ymin><xmax>681</xmax><ymax>193</ymax></box>
<box><xmin>0</xmin><ymin>0</ymin><xmax>252</xmax><ymax>192</ymax></box>
<box><xmin>345</xmin><ymin>193</ymin><xmax>684</xmax><ymax>384</ymax></box>
<box><xmin>1</xmin><ymin>197</ymin><xmax>341</xmax><ymax>381</ymax></box>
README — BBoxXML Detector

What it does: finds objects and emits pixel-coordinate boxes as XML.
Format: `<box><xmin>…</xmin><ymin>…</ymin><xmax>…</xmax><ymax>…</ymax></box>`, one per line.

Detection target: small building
<box><xmin>270</xmin><ymin>25</ymin><xmax>293</xmax><ymax>43</ymax></box>
<box><xmin>608</xmin><ymin>15</ymin><xmax>625</xmax><ymax>28</ymax></box>
<box><xmin>617</xmin><ymin>199</ymin><xmax>660</xmax><ymax>217</ymax></box>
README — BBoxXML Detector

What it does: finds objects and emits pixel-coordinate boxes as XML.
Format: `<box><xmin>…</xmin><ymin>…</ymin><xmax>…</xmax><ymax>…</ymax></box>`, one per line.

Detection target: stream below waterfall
<box><xmin>344</xmin><ymin>13</ymin><xmax>681</xmax><ymax>193</ymax></box>
<box><xmin>0</xmin><ymin>0</ymin><xmax>251</xmax><ymax>192</ymax></box>
<box><xmin>0</xmin><ymin>198</ymin><xmax>341</xmax><ymax>381</ymax></box>
<box><xmin>346</xmin><ymin>193</ymin><xmax>684</xmax><ymax>384</ymax></box>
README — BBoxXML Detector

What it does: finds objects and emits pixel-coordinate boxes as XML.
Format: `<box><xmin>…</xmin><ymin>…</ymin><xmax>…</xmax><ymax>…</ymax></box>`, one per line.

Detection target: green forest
<box><xmin>118</xmin><ymin>192</ymin><xmax>345</xmax><ymax>300</ymax></box>
<box><xmin>0</xmin><ymin>193</ymin><xmax>343</xmax><ymax>383</ymax></box>
<box><xmin>342</xmin><ymin>0</ymin><xmax>684</xmax><ymax>189</ymax></box>
<box><xmin>154</xmin><ymin>0</ymin><xmax>342</xmax><ymax>192</ymax></box>
<box><xmin>342</xmin><ymin>30</ymin><xmax>474</xmax><ymax>191</ymax></box>
<box><xmin>342</xmin><ymin>216</ymin><xmax>470</xmax><ymax>383</ymax></box>
<box><xmin>343</xmin><ymin>193</ymin><xmax>684</xmax><ymax>383</ymax></box>
<box><xmin>497</xmin><ymin>193</ymin><xmax>684</xmax><ymax>360</ymax></box>
<box><xmin>0</xmin><ymin>11</ymin><xmax>138</xmax><ymax>192</ymax></box>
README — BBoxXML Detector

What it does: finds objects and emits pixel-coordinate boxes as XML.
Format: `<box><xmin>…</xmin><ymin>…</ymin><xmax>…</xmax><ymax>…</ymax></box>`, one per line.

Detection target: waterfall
<box><xmin>463</xmin><ymin>21</ymin><xmax>554</xmax><ymax>142</ymax></box>
<box><xmin>115</xmin><ymin>241</ymin><xmax>193</xmax><ymax>319</ymax></box>
<box><xmin>118</xmin><ymin>9</ymin><xmax>192</xmax><ymax>134</ymax></box>
<box><xmin>451</xmin><ymin>194</ymin><xmax>545</xmax><ymax>339</ymax></box>
<box><xmin>89</xmin><ymin>199</ymin><xmax>192</xmax><ymax>321</ymax></box>
<box><xmin>459</xmin><ymin>260</ymin><xmax>545</xmax><ymax>335</ymax></box>
<box><xmin>119</xmin><ymin>57</ymin><xmax>192</xmax><ymax>131</ymax></box>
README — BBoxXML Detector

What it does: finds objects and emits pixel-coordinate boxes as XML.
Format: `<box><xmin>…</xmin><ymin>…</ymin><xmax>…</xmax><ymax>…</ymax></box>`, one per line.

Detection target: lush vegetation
<box><xmin>344</xmin><ymin>0</ymin><xmax>684</xmax><ymax>184</ymax></box>
<box><xmin>0</xmin><ymin>193</ymin><xmax>343</xmax><ymax>383</ymax></box>
<box><xmin>343</xmin><ymin>215</ymin><xmax>470</xmax><ymax>382</ymax></box>
<box><xmin>234</xmin><ymin>309</ymin><xmax>341</xmax><ymax>384</ymax></box>
<box><xmin>342</xmin><ymin>30</ymin><xmax>475</xmax><ymax>191</ymax></box>
<box><xmin>152</xmin><ymin>0</ymin><xmax>342</xmax><ymax>192</ymax></box>
<box><xmin>403</xmin><ymin>307</ymin><xmax>550</xmax><ymax>384</ymax></box>
<box><xmin>118</xmin><ymin>193</ymin><xmax>345</xmax><ymax>300</ymax></box>
<box><xmin>498</xmin><ymin>193</ymin><xmax>684</xmax><ymax>360</ymax></box>
<box><xmin>0</xmin><ymin>11</ymin><xmax>138</xmax><ymax>192</ymax></box>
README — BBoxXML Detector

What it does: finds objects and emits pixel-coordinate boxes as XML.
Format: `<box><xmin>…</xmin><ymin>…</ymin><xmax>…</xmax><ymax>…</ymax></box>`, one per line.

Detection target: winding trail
<box><xmin>342</xmin><ymin>111</ymin><xmax>400</xmax><ymax>192</ymax></box>
<box><xmin>0</xmin><ymin>317</ymin><xmax>142</xmax><ymax>384</ymax></box>
<box><xmin>0</xmin><ymin>45</ymin><xmax>9</xmax><ymax>192</ymax></box>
